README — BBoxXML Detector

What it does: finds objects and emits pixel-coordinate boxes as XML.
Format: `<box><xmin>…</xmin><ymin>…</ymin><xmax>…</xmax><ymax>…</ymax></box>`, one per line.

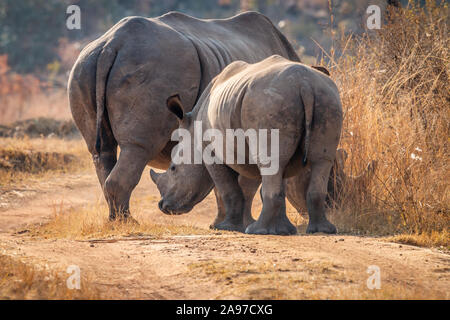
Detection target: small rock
<box><xmin>90</xmin><ymin>244</ymin><xmax>95</xmax><ymax>248</ymax></box>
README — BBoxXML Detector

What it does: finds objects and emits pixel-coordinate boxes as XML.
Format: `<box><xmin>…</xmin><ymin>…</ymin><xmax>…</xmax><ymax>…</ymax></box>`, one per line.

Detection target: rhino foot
<box><xmin>213</xmin><ymin>220</ymin><xmax>245</xmax><ymax>233</ymax></box>
<box><xmin>109</xmin><ymin>214</ymin><xmax>139</xmax><ymax>226</ymax></box>
<box><xmin>209</xmin><ymin>216</ymin><xmax>225</xmax><ymax>230</ymax></box>
<box><xmin>244</xmin><ymin>222</ymin><xmax>269</xmax><ymax>235</ymax></box>
<box><xmin>243</xmin><ymin>216</ymin><xmax>256</xmax><ymax>228</ymax></box>
<box><xmin>306</xmin><ymin>220</ymin><xmax>337</xmax><ymax>234</ymax></box>
<box><xmin>245</xmin><ymin>217</ymin><xmax>297</xmax><ymax>236</ymax></box>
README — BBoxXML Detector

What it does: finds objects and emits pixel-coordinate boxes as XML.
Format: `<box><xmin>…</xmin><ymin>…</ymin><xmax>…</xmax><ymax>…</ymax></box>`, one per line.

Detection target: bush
<box><xmin>329</xmin><ymin>0</ymin><xmax>449</xmax><ymax>234</ymax></box>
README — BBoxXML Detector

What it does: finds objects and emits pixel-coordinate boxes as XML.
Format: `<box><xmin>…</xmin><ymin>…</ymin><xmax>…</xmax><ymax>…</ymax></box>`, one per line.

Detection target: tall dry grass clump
<box><xmin>328</xmin><ymin>1</ymin><xmax>449</xmax><ymax>235</ymax></box>
<box><xmin>31</xmin><ymin>202</ymin><xmax>212</xmax><ymax>240</ymax></box>
<box><xmin>0</xmin><ymin>254</ymin><xmax>100</xmax><ymax>299</ymax></box>
<box><xmin>0</xmin><ymin>137</ymin><xmax>90</xmax><ymax>187</ymax></box>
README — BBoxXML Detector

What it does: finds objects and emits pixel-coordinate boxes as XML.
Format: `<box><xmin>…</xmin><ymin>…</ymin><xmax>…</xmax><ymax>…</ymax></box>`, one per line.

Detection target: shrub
<box><xmin>328</xmin><ymin>1</ymin><xmax>449</xmax><ymax>235</ymax></box>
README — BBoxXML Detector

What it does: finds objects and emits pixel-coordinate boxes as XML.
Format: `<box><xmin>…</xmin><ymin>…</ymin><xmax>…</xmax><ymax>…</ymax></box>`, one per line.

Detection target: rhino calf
<box><xmin>151</xmin><ymin>55</ymin><xmax>343</xmax><ymax>235</ymax></box>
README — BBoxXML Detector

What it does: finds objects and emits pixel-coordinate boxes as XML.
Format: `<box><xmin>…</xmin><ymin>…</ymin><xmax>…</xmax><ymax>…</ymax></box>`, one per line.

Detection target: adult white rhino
<box><xmin>68</xmin><ymin>11</ymin><xmax>300</xmax><ymax>220</ymax></box>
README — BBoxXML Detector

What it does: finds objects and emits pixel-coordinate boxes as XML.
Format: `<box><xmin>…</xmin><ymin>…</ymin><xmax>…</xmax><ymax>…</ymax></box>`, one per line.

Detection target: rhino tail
<box><xmin>299</xmin><ymin>83</ymin><xmax>314</xmax><ymax>165</ymax></box>
<box><xmin>95</xmin><ymin>45</ymin><xmax>118</xmax><ymax>155</ymax></box>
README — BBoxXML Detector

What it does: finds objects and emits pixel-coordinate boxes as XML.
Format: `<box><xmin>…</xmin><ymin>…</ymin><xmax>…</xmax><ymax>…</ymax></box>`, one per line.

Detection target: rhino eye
<box><xmin>170</xmin><ymin>165</ymin><xmax>176</xmax><ymax>171</ymax></box>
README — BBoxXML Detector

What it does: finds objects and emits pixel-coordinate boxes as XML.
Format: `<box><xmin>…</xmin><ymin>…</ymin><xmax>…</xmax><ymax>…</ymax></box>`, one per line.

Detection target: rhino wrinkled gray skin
<box><xmin>68</xmin><ymin>11</ymin><xmax>300</xmax><ymax>220</ymax></box>
<box><xmin>151</xmin><ymin>55</ymin><xmax>343</xmax><ymax>235</ymax></box>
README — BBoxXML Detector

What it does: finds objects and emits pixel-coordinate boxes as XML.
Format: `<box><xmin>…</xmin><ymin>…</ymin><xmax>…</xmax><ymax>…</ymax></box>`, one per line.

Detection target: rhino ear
<box><xmin>311</xmin><ymin>65</ymin><xmax>330</xmax><ymax>76</ymax></box>
<box><xmin>167</xmin><ymin>94</ymin><xmax>184</xmax><ymax>121</ymax></box>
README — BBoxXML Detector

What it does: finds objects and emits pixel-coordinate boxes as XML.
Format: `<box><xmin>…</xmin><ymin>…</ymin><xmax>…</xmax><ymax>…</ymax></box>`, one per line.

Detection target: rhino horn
<box><xmin>150</xmin><ymin>169</ymin><xmax>161</xmax><ymax>184</ymax></box>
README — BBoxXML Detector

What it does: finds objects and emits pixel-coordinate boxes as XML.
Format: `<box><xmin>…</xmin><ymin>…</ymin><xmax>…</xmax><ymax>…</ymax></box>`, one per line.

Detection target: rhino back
<box><xmin>158</xmin><ymin>11</ymin><xmax>300</xmax><ymax>93</ymax></box>
<box><xmin>201</xmin><ymin>56</ymin><xmax>302</xmax><ymax>131</ymax></box>
<box><xmin>193</xmin><ymin>56</ymin><xmax>342</xmax><ymax>178</ymax></box>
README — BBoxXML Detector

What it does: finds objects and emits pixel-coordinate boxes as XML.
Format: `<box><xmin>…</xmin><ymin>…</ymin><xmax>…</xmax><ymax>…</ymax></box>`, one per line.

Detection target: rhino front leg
<box><xmin>246</xmin><ymin>172</ymin><xmax>297</xmax><ymax>235</ymax></box>
<box><xmin>206</xmin><ymin>164</ymin><xmax>245</xmax><ymax>232</ymax></box>
<box><xmin>306</xmin><ymin>159</ymin><xmax>337</xmax><ymax>234</ymax></box>
<box><xmin>210</xmin><ymin>175</ymin><xmax>259</xmax><ymax>229</ymax></box>
<box><xmin>210</xmin><ymin>187</ymin><xmax>226</xmax><ymax>229</ymax></box>
<box><xmin>103</xmin><ymin>145</ymin><xmax>150</xmax><ymax>221</ymax></box>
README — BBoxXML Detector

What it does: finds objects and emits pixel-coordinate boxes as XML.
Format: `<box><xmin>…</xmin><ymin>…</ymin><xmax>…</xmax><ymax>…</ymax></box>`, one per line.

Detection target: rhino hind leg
<box><xmin>245</xmin><ymin>173</ymin><xmax>297</xmax><ymax>235</ymax></box>
<box><xmin>238</xmin><ymin>175</ymin><xmax>259</xmax><ymax>227</ymax></box>
<box><xmin>94</xmin><ymin>151</ymin><xmax>117</xmax><ymax>185</ymax></box>
<box><xmin>93</xmin><ymin>150</ymin><xmax>118</xmax><ymax>216</ymax></box>
<box><xmin>210</xmin><ymin>187</ymin><xmax>226</xmax><ymax>229</ymax></box>
<box><xmin>306</xmin><ymin>160</ymin><xmax>337</xmax><ymax>234</ymax></box>
<box><xmin>103</xmin><ymin>145</ymin><xmax>150</xmax><ymax>221</ymax></box>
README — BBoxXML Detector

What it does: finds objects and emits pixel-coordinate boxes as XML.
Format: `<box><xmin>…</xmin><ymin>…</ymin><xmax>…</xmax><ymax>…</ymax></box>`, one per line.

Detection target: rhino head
<box><xmin>150</xmin><ymin>95</ymin><xmax>214</xmax><ymax>215</ymax></box>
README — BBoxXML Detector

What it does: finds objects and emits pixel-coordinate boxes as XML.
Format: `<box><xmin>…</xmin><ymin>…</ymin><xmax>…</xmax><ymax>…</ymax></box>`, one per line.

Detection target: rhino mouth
<box><xmin>158</xmin><ymin>199</ymin><xmax>192</xmax><ymax>215</ymax></box>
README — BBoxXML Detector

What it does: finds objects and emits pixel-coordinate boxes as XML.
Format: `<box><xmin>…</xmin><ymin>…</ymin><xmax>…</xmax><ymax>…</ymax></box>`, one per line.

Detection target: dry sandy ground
<box><xmin>0</xmin><ymin>168</ymin><xmax>448</xmax><ymax>299</ymax></box>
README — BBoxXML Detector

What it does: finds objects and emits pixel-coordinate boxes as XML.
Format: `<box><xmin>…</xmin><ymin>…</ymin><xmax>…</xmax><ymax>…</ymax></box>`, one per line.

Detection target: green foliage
<box><xmin>0</xmin><ymin>0</ymin><xmax>66</xmax><ymax>73</ymax></box>
<box><xmin>0</xmin><ymin>0</ymin><xmax>421</xmax><ymax>74</ymax></box>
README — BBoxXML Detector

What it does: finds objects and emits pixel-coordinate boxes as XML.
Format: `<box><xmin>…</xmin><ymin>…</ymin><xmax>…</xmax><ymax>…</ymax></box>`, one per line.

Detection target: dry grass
<box><xmin>0</xmin><ymin>137</ymin><xmax>88</xmax><ymax>160</ymax></box>
<box><xmin>189</xmin><ymin>259</ymin><xmax>344</xmax><ymax>299</ymax></box>
<box><xmin>388</xmin><ymin>230</ymin><xmax>449</xmax><ymax>250</ymax></box>
<box><xmin>29</xmin><ymin>201</ymin><xmax>212</xmax><ymax>240</ymax></box>
<box><xmin>0</xmin><ymin>137</ymin><xmax>90</xmax><ymax>187</ymax></box>
<box><xmin>189</xmin><ymin>258</ymin><xmax>446</xmax><ymax>299</ymax></box>
<box><xmin>335</xmin><ymin>284</ymin><xmax>448</xmax><ymax>300</ymax></box>
<box><xmin>0</xmin><ymin>254</ymin><xmax>100</xmax><ymax>299</ymax></box>
<box><xmin>322</xmin><ymin>1</ymin><xmax>449</xmax><ymax>236</ymax></box>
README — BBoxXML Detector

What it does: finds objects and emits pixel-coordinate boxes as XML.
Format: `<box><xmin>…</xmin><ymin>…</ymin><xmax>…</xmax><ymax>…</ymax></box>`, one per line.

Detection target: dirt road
<box><xmin>0</xmin><ymin>168</ymin><xmax>448</xmax><ymax>299</ymax></box>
